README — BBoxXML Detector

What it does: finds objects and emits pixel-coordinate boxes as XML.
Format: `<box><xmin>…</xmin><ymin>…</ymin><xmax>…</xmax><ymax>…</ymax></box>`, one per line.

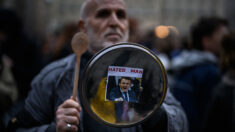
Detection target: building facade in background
<box><xmin>0</xmin><ymin>0</ymin><xmax>234</xmax><ymax>37</ymax></box>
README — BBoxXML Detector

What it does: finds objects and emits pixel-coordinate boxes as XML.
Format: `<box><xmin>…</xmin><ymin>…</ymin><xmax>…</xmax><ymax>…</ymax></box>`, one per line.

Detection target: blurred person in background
<box><xmin>170</xmin><ymin>17</ymin><xmax>229</xmax><ymax>132</ymax></box>
<box><xmin>140</xmin><ymin>29</ymin><xmax>155</xmax><ymax>50</ymax></box>
<box><xmin>128</xmin><ymin>17</ymin><xmax>141</xmax><ymax>43</ymax></box>
<box><xmin>41</xmin><ymin>22</ymin><xmax>78</xmax><ymax>65</ymax></box>
<box><xmin>140</xmin><ymin>28</ymin><xmax>182</xmax><ymax>89</ymax></box>
<box><xmin>202</xmin><ymin>32</ymin><xmax>235</xmax><ymax>132</ymax></box>
<box><xmin>0</xmin><ymin>42</ymin><xmax>18</xmax><ymax>131</ymax></box>
<box><xmin>0</xmin><ymin>8</ymin><xmax>44</xmax><ymax>129</ymax></box>
<box><xmin>152</xmin><ymin>26</ymin><xmax>182</xmax><ymax>70</ymax></box>
<box><xmin>52</xmin><ymin>22</ymin><xmax>78</xmax><ymax>61</ymax></box>
<box><xmin>7</xmin><ymin>0</ymin><xmax>188</xmax><ymax>131</ymax></box>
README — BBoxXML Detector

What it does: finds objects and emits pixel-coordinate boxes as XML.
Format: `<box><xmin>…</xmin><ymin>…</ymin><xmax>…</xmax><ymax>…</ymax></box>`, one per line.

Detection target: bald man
<box><xmin>7</xmin><ymin>0</ymin><xmax>188</xmax><ymax>132</ymax></box>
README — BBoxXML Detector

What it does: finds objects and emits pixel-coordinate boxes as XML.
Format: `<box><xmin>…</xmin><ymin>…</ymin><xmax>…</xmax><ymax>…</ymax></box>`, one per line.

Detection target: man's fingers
<box><xmin>56</xmin><ymin>98</ymin><xmax>82</xmax><ymax>132</ymax></box>
<box><xmin>57</xmin><ymin>121</ymin><xmax>78</xmax><ymax>132</ymax></box>
<box><xmin>57</xmin><ymin>114</ymin><xmax>79</xmax><ymax>125</ymax></box>
<box><xmin>70</xmin><ymin>96</ymin><xmax>79</xmax><ymax>102</ymax></box>
<box><xmin>59</xmin><ymin>99</ymin><xmax>82</xmax><ymax>112</ymax></box>
<box><xmin>65</xmin><ymin>115</ymin><xmax>79</xmax><ymax>125</ymax></box>
<box><xmin>64</xmin><ymin>123</ymin><xmax>78</xmax><ymax>132</ymax></box>
<box><xmin>63</xmin><ymin>108</ymin><xmax>80</xmax><ymax>119</ymax></box>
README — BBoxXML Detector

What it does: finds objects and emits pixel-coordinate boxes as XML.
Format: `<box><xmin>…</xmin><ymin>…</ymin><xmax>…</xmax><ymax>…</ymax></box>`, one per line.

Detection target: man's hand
<box><xmin>56</xmin><ymin>97</ymin><xmax>82</xmax><ymax>132</ymax></box>
<box><xmin>115</xmin><ymin>97</ymin><xmax>124</xmax><ymax>101</ymax></box>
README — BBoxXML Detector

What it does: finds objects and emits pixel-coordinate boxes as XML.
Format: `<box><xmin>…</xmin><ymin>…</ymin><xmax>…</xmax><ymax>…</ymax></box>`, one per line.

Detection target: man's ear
<box><xmin>78</xmin><ymin>20</ymin><xmax>87</xmax><ymax>33</ymax></box>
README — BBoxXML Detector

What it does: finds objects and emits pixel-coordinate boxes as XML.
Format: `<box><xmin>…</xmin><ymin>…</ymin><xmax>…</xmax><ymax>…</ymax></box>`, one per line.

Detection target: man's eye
<box><xmin>96</xmin><ymin>10</ymin><xmax>110</xmax><ymax>18</ymax></box>
<box><xmin>117</xmin><ymin>10</ymin><xmax>126</xmax><ymax>19</ymax></box>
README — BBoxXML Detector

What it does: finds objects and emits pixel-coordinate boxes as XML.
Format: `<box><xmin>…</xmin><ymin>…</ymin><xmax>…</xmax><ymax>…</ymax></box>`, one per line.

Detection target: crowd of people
<box><xmin>0</xmin><ymin>0</ymin><xmax>234</xmax><ymax>131</ymax></box>
<box><xmin>141</xmin><ymin>17</ymin><xmax>233</xmax><ymax>132</ymax></box>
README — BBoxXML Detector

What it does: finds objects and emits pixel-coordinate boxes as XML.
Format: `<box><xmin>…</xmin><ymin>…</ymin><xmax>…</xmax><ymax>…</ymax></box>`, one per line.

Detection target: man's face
<box><xmin>119</xmin><ymin>78</ymin><xmax>131</xmax><ymax>93</ymax></box>
<box><xmin>206</xmin><ymin>25</ymin><xmax>229</xmax><ymax>56</ymax></box>
<box><xmin>83</xmin><ymin>0</ymin><xmax>129</xmax><ymax>54</ymax></box>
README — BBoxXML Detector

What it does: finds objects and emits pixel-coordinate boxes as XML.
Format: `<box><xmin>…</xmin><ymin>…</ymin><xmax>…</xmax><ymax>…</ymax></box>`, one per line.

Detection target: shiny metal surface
<box><xmin>80</xmin><ymin>43</ymin><xmax>167</xmax><ymax>127</ymax></box>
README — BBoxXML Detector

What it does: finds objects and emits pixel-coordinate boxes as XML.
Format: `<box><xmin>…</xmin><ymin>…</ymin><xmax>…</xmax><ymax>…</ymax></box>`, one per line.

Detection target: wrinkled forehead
<box><xmin>87</xmin><ymin>0</ymin><xmax>126</xmax><ymax>15</ymax></box>
<box><xmin>96</xmin><ymin>0</ymin><xmax>126</xmax><ymax>6</ymax></box>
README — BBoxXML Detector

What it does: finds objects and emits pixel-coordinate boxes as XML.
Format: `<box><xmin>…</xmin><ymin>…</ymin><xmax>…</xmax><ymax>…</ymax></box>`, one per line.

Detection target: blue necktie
<box><xmin>124</xmin><ymin>92</ymin><xmax>128</xmax><ymax>101</ymax></box>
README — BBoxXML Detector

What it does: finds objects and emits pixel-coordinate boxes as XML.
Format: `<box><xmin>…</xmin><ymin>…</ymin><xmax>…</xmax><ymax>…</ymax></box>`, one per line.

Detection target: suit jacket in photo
<box><xmin>109</xmin><ymin>87</ymin><xmax>138</xmax><ymax>103</ymax></box>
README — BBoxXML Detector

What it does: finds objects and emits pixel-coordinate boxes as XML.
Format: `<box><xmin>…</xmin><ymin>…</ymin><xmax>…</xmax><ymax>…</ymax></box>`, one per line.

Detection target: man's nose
<box><xmin>108</xmin><ymin>12</ymin><xmax>120</xmax><ymax>27</ymax></box>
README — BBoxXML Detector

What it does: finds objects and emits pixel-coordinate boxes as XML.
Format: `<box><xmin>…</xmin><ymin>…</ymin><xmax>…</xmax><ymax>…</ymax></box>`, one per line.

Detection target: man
<box><xmin>109</xmin><ymin>77</ymin><xmax>138</xmax><ymax>103</ymax></box>
<box><xmin>202</xmin><ymin>32</ymin><xmax>235</xmax><ymax>132</ymax></box>
<box><xmin>8</xmin><ymin>0</ymin><xmax>188</xmax><ymax>131</ymax></box>
<box><xmin>171</xmin><ymin>17</ymin><xmax>229</xmax><ymax>132</ymax></box>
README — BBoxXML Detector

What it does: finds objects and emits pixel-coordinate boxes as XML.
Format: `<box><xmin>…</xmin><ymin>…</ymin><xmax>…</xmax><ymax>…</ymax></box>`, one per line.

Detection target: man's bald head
<box><xmin>80</xmin><ymin>0</ymin><xmax>126</xmax><ymax>20</ymax></box>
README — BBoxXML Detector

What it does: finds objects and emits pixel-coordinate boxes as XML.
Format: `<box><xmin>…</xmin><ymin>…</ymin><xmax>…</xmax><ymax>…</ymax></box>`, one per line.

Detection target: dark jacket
<box><xmin>170</xmin><ymin>50</ymin><xmax>221</xmax><ymax>132</ymax></box>
<box><xmin>7</xmin><ymin>52</ymin><xmax>188</xmax><ymax>132</ymax></box>
<box><xmin>202</xmin><ymin>72</ymin><xmax>235</xmax><ymax>132</ymax></box>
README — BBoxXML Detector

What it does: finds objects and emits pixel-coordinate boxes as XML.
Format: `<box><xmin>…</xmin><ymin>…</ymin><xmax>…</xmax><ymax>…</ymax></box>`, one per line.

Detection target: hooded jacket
<box><xmin>170</xmin><ymin>50</ymin><xmax>221</xmax><ymax>132</ymax></box>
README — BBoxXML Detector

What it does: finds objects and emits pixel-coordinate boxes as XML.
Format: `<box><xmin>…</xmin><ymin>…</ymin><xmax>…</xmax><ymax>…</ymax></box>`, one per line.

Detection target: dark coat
<box><xmin>202</xmin><ymin>73</ymin><xmax>235</xmax><ymax>132</ymax></box>
<box><xmin>109</xmin><ymin>87</ymin><xmax>138</xmax><ymax>103</ymax></box>
<box><xmin>7</xmin><ymin>52</ymin><xmax>188</xmax><ymax>132</ymax></box>
<box><xmin>170</xmin><ymin>50</ymin><xmax>221</xmax><ymax>132</ymax></box>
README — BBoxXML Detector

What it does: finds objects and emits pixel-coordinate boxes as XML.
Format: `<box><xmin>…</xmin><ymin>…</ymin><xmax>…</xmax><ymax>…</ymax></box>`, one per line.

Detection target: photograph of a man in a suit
<box><xmin>109</xmin><ymin>77</ymin><xmax>138</xmax><ymax>103</ymax></box>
